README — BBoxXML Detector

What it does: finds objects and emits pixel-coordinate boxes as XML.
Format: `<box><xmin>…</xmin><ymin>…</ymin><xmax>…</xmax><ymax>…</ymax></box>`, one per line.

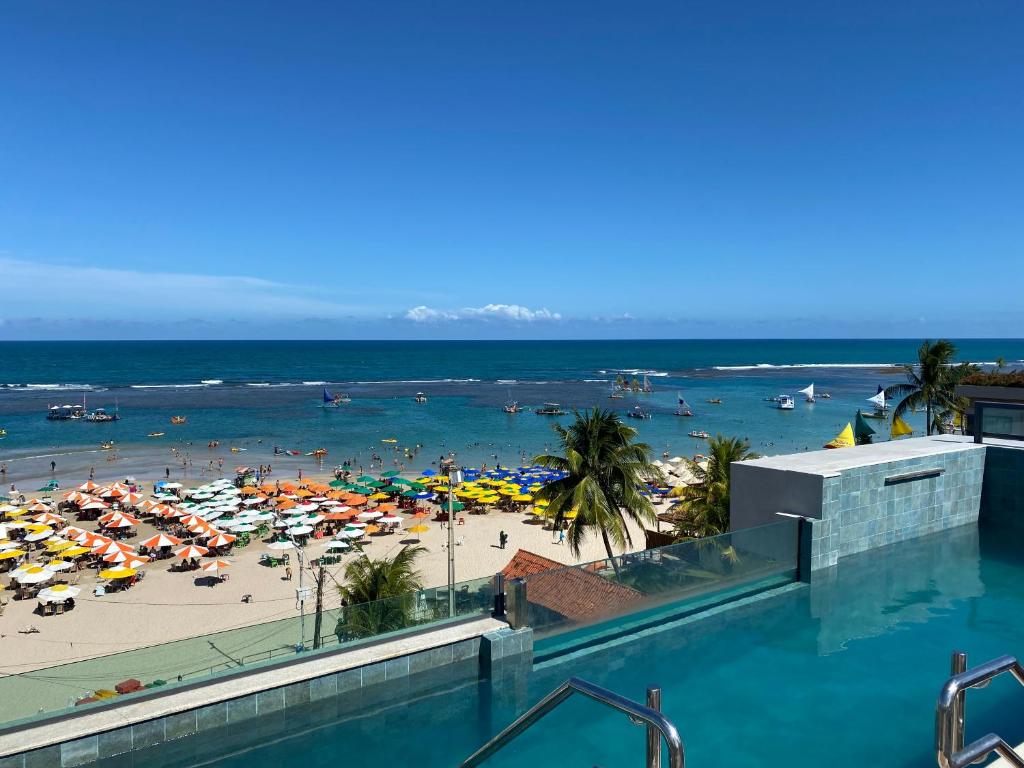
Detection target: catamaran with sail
<box><xmin>674</xmin><ymin>393</ymin><xmax>693</xmax><ymax>417</ymax></box>
<box><xmin>320</xmin><ymin>387</ymin><xmax>350</xmax><ymax>407</ymax></box>
<box><xmin>798</xmin><ymin>383</ymin><xmax>815</xmax><ymax>403</ymax></box>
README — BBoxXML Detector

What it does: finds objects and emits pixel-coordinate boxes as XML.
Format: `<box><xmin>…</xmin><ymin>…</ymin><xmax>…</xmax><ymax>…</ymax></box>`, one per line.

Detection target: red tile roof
<box><xmin>501</xmin><ymin>549</ymin><xmax>643</xmax><ymax>623</ymax></box>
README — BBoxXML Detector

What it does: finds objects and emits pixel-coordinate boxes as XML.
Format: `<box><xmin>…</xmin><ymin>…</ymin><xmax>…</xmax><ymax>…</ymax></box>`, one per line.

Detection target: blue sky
<box><xmin>2</xmin><ymin>1</ymin><xmax>1022</xmax><ymax>339</ymax></box>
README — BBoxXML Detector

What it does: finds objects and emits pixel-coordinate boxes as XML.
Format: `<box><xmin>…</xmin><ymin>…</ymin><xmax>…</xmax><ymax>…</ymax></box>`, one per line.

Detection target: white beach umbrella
<box><xmin>16</xmin><ymin>566</ymin><xmax>54</xmax><ymax>585</ymax></box>
<box><xmin>338</xmin><ymin>529</ymin><xmax>363</xmax><ymax>539</ymax></box>
<box><xmin>345</xmin><ymin>521</ymin><xmax>367</xmax><ymax>529</ymax></box>
<box><xmin>38</xmin><ymin>584</ymin><xmax>81</xmax><ymax>603</ymax></box>
<box><xmin>266</xmin><ymin>540</ymin><xmax>294</xmax><ymax>550</ymax></box>
<box><xmin>324</xmin><ymin>540</ymin><xmax>350</xmax><ymax>550</ymax></box>
<box><xmin>229</xmin><ymin>523</ymin><xmax>257</xmax><ymax>533</ymax></box>
<box><xmin>287</xmin><ymin>525</ymin><xmax>313</xmax><ymax>536</ymax></box>
<box><xmin>357</xmin><ymin>510</ymin><xmax>382</xmax><ymax>521</ymax></box>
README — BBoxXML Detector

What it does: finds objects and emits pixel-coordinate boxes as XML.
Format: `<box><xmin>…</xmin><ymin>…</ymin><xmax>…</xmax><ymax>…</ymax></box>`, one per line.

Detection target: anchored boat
<box><xmin>626</xmin><ymin>405</ymin><xmax>652</xmax><ymax>419</ymax></box>
<box><xmin>536</xmin><ymin>403</ymin><xmax>566</xmax><ymax>416</ymax></box>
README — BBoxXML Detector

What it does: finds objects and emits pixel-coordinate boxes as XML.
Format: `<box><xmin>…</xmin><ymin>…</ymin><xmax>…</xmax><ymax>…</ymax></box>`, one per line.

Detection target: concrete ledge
<box><xmin>0</xmin><ymin>615</ymin><xmax>506</xmax><ymax>765</ymax></box>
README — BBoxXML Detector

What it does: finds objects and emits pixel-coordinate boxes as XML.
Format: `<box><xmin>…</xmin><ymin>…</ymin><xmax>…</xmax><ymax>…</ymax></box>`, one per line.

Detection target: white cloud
<box><xmin>404</xmin><ymin>303</ymin><xmax>562</xmax><ymax>323</ymax></box>
<box><xmin>0</xmin><ymin>257</ymin><xmax>368</xmax><ymax>321</ymax></box>
<box><xmin>405</xmin><ymin>306</ymin><xmax>460</xmax><ymax>322</ymax></box>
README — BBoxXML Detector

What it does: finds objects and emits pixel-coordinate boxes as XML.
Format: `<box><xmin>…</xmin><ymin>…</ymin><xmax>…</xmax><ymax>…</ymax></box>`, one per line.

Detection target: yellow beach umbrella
<box><xmin>99</xmin><ymin>567</ymin><xmax>137</xmax><ymax>580</ymax></box>
<box><xmin>535</xmin><ymin>499</ymin><xmax>550</xmax><ymax>507</ymax></box>
<box><xmin>0</xmin><ymin>549</ymin><xmax>26</xmax><ymax>560</ymax></box>
<box><xmin>46</xmin><ymin>540</ymin><xmax>75</xmax><ymax>552</ymax></box>
<box><xmin>513</xmin><ymin>494</ymin><xmax>533</xmax><ymax>502</ymax></box>
<box><xmin>5</xmin><ymin>510</ymin><xmax>27</xmax><ymax>518</ymax></box>
<box><xmin>369</xmin><ymin>493</ymin><xmax>389</xmax><ymax>501</ymax></box>
<box><xmin>62</xmin><ymin>546</ymin><xmax>91</xmax><ymax>558</ymax></box>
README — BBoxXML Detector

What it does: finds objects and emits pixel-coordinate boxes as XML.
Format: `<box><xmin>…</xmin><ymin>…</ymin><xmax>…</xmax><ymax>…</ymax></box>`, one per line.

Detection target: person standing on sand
<box><xmin>89</xmin><ymin>467</ymin><xmax>94</xmax><ymax>480</ymax></box>
<box><xmin>298</xmin><ymin>468</ymin><xmax>302</xmax><ymax>481</ymax></box>
<box><xmin>165</xmin><ymin>467</ymin><xmax>170</xmax><ymax>479</ymax></box>
<box><xmin>50</xmin><ymin>460</ymin><xmax>56</xmax><ymax>473</ymax></box>
<box><xmin>499</xmin><ymin>530</ymin><xmax>508</xmax><ymax>550</ymax></box>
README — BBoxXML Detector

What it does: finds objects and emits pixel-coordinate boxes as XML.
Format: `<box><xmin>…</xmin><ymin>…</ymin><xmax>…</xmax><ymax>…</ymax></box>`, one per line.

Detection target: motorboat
<box><xmin>170</xmin><ymin>415</ymin><xmax>187</xmax><ymax>425</ymax></box>
<box><xmin>536</xmin><ymin>403</ymin><xmax>566</xmax><ymax>416</ymax></box>
<box><xmin>503</xmin><ymin>401</ymin><xmax>521</xmax><ymax>414</ymax></box>
<box><xmin>689</xmin><ymin>430</ymin><xmax>710</xmax><ymax>439</ymax></box>
<box><xmin>777</xmin><ymin>395</ymin><xmax>795</xmax><ymax>410</ymax></box>
<box><xmin>626</xmin><ymin>405</ymin><xmax>652</xmax><ymax>420</ymax></box>
<box><xmin>414</xmin><ymin>392</ymin><xmax>427</xmax><ymax>403</ymax></box>
<box><xmin>706</xmin><ymin>398</ymin><xmax>723</xmax><ymax>405</ymax></box>
<box><xmin>148</xmin><ymin>432</ymin><xmax>165</xmax><ymax>438</ymax></box>
<box><xmin>86</xmin><ymin>407</ymin><xmax>120</xmax><ymax>422</ymax></box>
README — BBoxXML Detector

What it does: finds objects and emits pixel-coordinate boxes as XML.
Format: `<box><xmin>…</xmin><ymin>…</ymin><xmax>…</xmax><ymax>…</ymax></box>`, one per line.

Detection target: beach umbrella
<box><xmin>44</xmin><ymin>559</ymin><xmax>74</xmax><ymax>572</ymax></box>
<box><xmin>38</xmin><ymin>584</ymin><xmax>81</xmax><ymax>603</ymax></box>
<box><xmin>17</xmin><ymin>566</ymin><xmax>54</xmax><ymax>585</ymax></box>
<box><xmin>99</xmin><ymin>567</ymin><xmax>137</xmax><ymax>580</ymax></box>
<box><xmin>78</xmin><ymin>480</ymin><xmax>99</xmax><ymax>493</ymax></box>
<box><xmin>201</xmin><ymin>559</ymin><xmax>231</xmax><ymax>573</ymax></box>
<box><xmin>92</xmin><ymin>541</ymin><xmax>133</xmax><ymax>556</ymax></box>
<box><xmin>205</xmin><ymin>533</ymin><xmax>237</xmax><ymax>547</ymax></box>
<box><xmin>24</xmin><ymin>528</ymin><xmax>54</xmax><ymax>543</ymax></box>
<box><xmin>324</xmin><ymin>540</ymin><xmax>350</xmax><ymax>551</ymax></box>
<box><xmin>407</xmin><ymin>524</ymin><xmax>429</xmax><ymax>540</ymax></box>
<box><xmin>81</xmin><ymin>500</ymin><xmax>110</xmax><ymax>511</ymax></box>
<box><xmin>287</xmin><ymin>525</ymin><xmax>313</xmax><ymax>536</ymax></box>
<box><xmin>357</xmin><ymin>510</ymin><xmax>382</xmax><ymax>521</ymax></box>
<box><xmin>266</xmin><ymin>540</ymin><xmax>294</xmax><ymax>550</ymax></box>
<box><xmin>228</xmin><ymin>523</ymin><xmax>257</xmax><ymax>532</ymax></box>
<box><xmin>118</xmin><ymin>492</ymin><xmax>144</xmax><ymax>506</ymax></box>
<box><xmin>175</xmin><ymin>544</ymin><xmax>209</xmax><ymax>559</ymax></box>
<box><xmin>139</xmin><ymin>533</ymin><xmax>182</xmax><ymax>549</ymax></box>
<box><xmin>378</xmin><ymin>514</ymin><xmax>402</xmax><ymax>525</ymax></box>
<box><xmin>62</xmin><ymin>546</ymin><xmax>91</xmax><ymax>558</ymax></box>
<box><xmin>338</xmin><ymin>529</ymin><xmax>363</xmax><ymax>539</ymax></box>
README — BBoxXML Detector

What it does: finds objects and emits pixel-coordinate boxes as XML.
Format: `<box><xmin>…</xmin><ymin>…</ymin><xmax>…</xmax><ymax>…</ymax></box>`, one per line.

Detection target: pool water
<box><xmin>101</xmin><ymin>522</ymin><xmax>1024</xmax><ymax>768</ymax></box>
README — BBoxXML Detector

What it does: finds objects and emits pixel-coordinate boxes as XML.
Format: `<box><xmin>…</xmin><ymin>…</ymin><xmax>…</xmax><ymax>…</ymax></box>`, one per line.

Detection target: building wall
<box><xmin>730</xmin><ymin>463</ymin><xmax>825</xmax><ymax>530</ymax></box>
<box><xmin>980</xmin><ymin>446</ymin><xmax>1024</xmax><ymax>529</ymax></box>
<box><xmin>731</xmin><ymin>443</ymin><xmax>986</xmax><ymax>571</ymax></box>
<box><xmin>810</xmin><ymin>448</ymin><xmax>985</xmax><ymax>569</ymax></box>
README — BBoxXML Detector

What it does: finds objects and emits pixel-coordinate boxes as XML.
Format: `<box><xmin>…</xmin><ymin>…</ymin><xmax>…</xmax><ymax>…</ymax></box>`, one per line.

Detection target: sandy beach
<box><xmin>0</xmin><ymin>456</ymin><xmax>660</xmax><ymax>713</ymax></box>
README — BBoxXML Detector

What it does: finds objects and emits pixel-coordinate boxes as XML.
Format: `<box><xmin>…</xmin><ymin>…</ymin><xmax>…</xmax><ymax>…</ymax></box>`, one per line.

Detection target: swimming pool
<box><xmin>97</xmin><ymin>521</ymin><xmax>1024</xmax><ymax>768</ymax></box>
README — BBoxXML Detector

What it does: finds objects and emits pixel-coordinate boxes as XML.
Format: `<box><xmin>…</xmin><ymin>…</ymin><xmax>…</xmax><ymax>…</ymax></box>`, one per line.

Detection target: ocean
<box><xmin>1</xmin><ymin>339</ymin><xmax>1022</xmax><ymax>483</ymax></box>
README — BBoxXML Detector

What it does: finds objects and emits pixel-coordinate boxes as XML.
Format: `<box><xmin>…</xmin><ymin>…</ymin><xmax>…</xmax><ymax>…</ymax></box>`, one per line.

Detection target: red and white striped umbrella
<box><xmin>139</xmin><ymin>533</ymin><xmax>182</xmax><ymax>549</ymax></box>
<box><xmin>205</xmin><ymin>533</ymin><xmax>236</xmax><ymax>548</ymax></box>
<box><xmin>201</xmin><ymin>559</ymin><xmax>231</xmax><ymax>573</ymax></box>
<box><xmin>78</xmin><ymin>480</ymin><xmax>99</xmax><ymax>493</ymax></box>
<box><xmin>175</xmin><ymin>544</ymin><xmax>209</xmax><ymax>559</ymax></box>
<box><xmin>33</xmin><ymin>512</ymin><xmax>66</xmax><ymax>527</ymax></box>
<box><xmin>81</xmin><ymin>499</ymin><xmax>110</xmax><ymax>511</ymax></box>
<box><xmin>92</xmin><ymin>540</ymin><xmax>134</xmax><ymax>556</ymax></box>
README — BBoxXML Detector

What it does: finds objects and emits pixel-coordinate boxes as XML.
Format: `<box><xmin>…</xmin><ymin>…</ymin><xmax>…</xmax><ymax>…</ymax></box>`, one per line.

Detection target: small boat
<box><xmin>230</xmin><ymin>447</ymin><xmax>247</xmax><ymax>452</ymax></box>
<box><xmin>503</xmin><ymin>401</ymin><xmax>521</xmax><ymax>414</ymax></box>
<box><xmin>864</xmin><ymin>390</ymin><xmax>889</xmax><ymax>418</ymax></box>
<box><xmin>706</xmin><ymin>398</ymin><xmax>723</xmax><ymax>405</ymax></box>
<box><xmin>308</xmin><ymin>448</ymin><xmax>328</xmax><ymax>458</ymax></box>
<box><xmin>689</xmin><ymin>430</ymin><xmax>710</xmax><ymax>439</ymax></box>
<box><xmin>626</xmin><ymin>405</ymin><xmax>652</xmax><ymax>420</ymax></box>
<box><xmin>609</xmin><ymin>383</ymin><xmax>624</xmax><ymax>400</ymax></box>
<box><xmin>777</xmin><ymin>395</ymin><xmax>795</xmax><ymax>410</ymax></box>
<box><xmin>0</xmin><ymin>428</ymin><xmax>6</xmax><ymax>437</ymax></box>
<box><xmin>674</xmin><ymin>393</ymin><xmax>693</xmax><ymax>417</ymax></box>
<box><xmin>321</xmin><ymin>388</ymin><xmax>350</xmax><ymax>407</ymax></box>
<box><xmin>100</xmin><ymin>441</ymin><xmax>115</xmax><ymax>450</ymax></box>
<box><xmin>860</xmin><ymin>410</ymin><xmax>888</xmax><ymax>420</ymax></box>
<box><xmin>798</xmin><ymin>384</ymin><xmax>815</xmax><ymax>403</ymax></box>
<box><xmin>274</xmin><ymin>447</ymin><xmax>302</xmax><ymax>456</ymax></box>
<box><xmin>381</xmin><ymin>438</ymin><xmax>398</xmax><ymax>444</ymax></box>
<box><xmin>85</xmin><ymin>407</ymin><xmax>120</xmax><ymax>422</ymax></box>
<box><xmin>642</xmin><ymin>375</ymin><xmax>653</xmax><ymax>393</ymax></box>
<box><xmin>414</xmin><ymin>392</ymin><xmax>427</xmax><ymax>403</ymax></box>
<box><xmin>148</xmin><ymin>432</ymin><xmax>165</xmax><ymax>438</ymax></box>
<box><xmin>536</xmin><ymin>403</ymin><xmax>566</xmax><ymax>416</ymax></box>
<box><xmin>819</xmin><ymin>393</ymin><xmax>832</xmax><ymax>399</ymax></box>
<box><xmin>170</xmin><ymin>416</ymin><xmax>187</xmax><ymax>425</ymax></box>
<box><xmin>46</xmin><ymin>404</ymin><xmax>86</xmax><ymax>420</ymax></box>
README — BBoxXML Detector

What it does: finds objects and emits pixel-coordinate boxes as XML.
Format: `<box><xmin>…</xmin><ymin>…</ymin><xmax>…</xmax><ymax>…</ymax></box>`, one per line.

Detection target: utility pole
<box><xmin>313</xmin><ymin>564</ymin><xmax>325</xmax><ymax>650</ymax></box>
<box><xmin>447</xmin><ymin>467</ymin><xmax>464</xmax><ymax>618</ymax></box>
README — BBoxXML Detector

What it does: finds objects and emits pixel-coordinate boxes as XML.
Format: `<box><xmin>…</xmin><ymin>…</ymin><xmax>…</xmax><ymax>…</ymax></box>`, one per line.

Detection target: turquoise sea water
<box><xmin>104</xmin><ymin>522</ymin><xmax>1024</xmax><ymax>768</ymax></box>
<box><xmin>1</xmin><ymin>339</ymin><xmax>1022</xmax><ymax>482</ymax></box>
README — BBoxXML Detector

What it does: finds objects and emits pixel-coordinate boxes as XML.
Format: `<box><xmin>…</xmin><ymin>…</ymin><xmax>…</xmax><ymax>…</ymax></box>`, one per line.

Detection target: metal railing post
<box><xmin>950</xmin><ymin>651</ymin><xmax>967</xmax><ymax>754</ymax></box>
<box><xmin>646</xmin><ymin>687</ymin><xmax>662</xmax><ymax>768</ymax></box>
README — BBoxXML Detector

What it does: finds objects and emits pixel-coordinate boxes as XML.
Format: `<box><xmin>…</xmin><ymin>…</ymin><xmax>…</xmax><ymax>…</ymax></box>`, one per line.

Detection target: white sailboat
<box><xmin>862</xmin><ymin>390</ymin><xmax>889</xmax><ymax>419</ymax></box>
<box><xmin>642</xmin><ymin>375</ymin><xmax>653</xmax><ymax>393</ymax></box>
<box><xmin>798</xmin><ymin>383</ymin><xmax>815</xmax><ymax>403</ymax></box>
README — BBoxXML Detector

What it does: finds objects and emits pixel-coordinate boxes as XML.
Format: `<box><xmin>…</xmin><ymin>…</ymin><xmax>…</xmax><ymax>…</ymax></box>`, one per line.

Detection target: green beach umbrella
<box><xmin>357</xmin><ymin>476</ymin><xmax>377</xmax><ymax>484</ymax></box>
<box><xmin>328</xmin><ymin>480</ymin><xmax>345</xmax><ymax>488</ymax></box>
<box><xmin>367</xmin><ymin>481</ymin><xmax>386</xmax><ymax>489</ymax></box>
<box><xmin>408</xmin><ymin>482</ymin><xmax>426</xmax><ymax>491</ymax></box>
<box><xmin>402</xmin><ymin>490</ymin><xmax>419</xmax><ymax>498</ymax></box>
<box><xmin>450</xmin><ymin>502</ymin><xmax>465</xmax><ymax>512</ymax></box>
<box><xmin>381</xmin><ymin>470</ymin><xmax>400</xmax><ymax>478</ymax></box>
<box><xmin>391</xmin><ymin>477</ymin><xmax>412</xmax><ymax>486</ymax></box>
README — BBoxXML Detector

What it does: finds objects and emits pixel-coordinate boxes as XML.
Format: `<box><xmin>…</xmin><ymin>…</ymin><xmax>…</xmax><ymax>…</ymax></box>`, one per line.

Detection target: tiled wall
<box><xmin>808</xmin><ymin>449</ymin><xmax>985</xmax><ymax>570</ymax></box>
<box><xmin>0</xmin><ymin>628</ymin><xmax>534</xmax><ymax>768</ymax></box>
<box><xmin>980</xmin><ymin>446</ymin><xmax>1024</xmax><ymax>529</ymax></box>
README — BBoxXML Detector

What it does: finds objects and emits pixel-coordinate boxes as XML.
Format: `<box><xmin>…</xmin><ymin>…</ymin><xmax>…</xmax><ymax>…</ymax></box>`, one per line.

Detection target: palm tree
<box><xmin>884</xmin><ymin>340</ymin><xmax>977</xmax><ymax>435</ymax></box>
<box><xmin>533</xmin><ymin>408</ymin><xmax>663</xmax><ymax>564</ymax></box>
<box><xmin>670</xmin><ymin>434</ymin><xmax>758</xmax><ymax>539</ymax></box>
<box><xmin>336</xmin><ymin>545</ymin><xmax>425</xmax><ymax>638</ymax></box>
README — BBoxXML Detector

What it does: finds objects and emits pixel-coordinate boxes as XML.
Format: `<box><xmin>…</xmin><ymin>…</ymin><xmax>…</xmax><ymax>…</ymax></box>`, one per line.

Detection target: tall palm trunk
<box><xmin>926</xmin><ymin>401</ymin><xmax>932</xmax><ymax>436</ymax></box>
<box><xmin>601</xmin><ymin>528</ymin><xmax>621</xmax><ymax>577</ymax></box>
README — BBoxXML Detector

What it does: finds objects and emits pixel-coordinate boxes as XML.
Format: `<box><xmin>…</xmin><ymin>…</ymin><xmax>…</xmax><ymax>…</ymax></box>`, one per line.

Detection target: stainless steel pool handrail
<box><xmin>460</xmin><ymin>677</ymin><xmax>684</xmax><ymax>768</ymax></box>
<box><xmin>936</xmin><ymin>651</ymin><xmax>1024</xmax><ymax>768</ymax></box>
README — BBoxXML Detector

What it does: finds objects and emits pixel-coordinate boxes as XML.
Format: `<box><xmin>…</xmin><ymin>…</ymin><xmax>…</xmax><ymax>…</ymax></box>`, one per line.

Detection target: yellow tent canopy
<box><xmin>891</xmin><ymin>416</ymin><xmax>914</xmax><ymax>438</ymax></box>
<box><xmin>825</xmin><ymin>423</ymin><xmax>855</xmax><ymax>449</ymax></box>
